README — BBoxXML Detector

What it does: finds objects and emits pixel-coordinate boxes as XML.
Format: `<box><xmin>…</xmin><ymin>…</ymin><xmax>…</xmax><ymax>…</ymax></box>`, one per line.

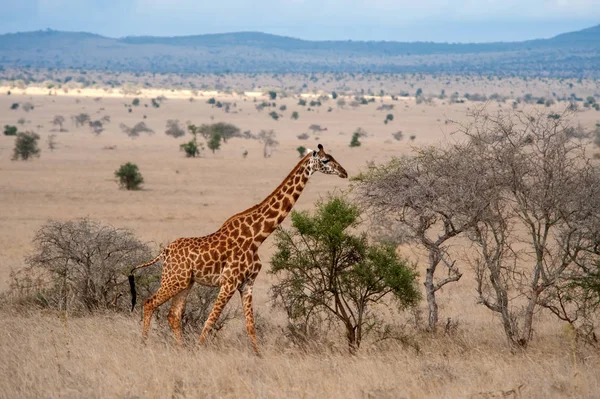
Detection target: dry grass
<box><xmin>1</xmin><ymin>308</ymin><xmax>598</xmax><ymax>398</ymax></box>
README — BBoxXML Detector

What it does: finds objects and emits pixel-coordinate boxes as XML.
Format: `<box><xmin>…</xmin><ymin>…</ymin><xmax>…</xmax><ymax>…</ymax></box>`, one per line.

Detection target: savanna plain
<box><xmin>1</xmin><ymin>72</ymin><xmax>600</xmax><ymax>398</ymax></box>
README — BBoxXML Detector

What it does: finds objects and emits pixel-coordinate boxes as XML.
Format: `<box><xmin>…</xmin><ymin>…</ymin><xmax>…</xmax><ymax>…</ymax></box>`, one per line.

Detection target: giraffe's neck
<box><xmin>222</xmin><ymin>154</ymin><xmax>313</xmax><ymax>242</ymax></box>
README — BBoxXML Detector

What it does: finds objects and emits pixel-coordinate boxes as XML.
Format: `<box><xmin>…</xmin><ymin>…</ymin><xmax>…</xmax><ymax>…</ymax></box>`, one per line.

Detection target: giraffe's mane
<box><xmin>219</xmin><ymin>152</ymin><xmax>312</xmax><ymax>226</ymax></box>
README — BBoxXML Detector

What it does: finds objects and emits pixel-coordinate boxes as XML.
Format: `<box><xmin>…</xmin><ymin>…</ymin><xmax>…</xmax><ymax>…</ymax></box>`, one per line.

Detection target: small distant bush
<box><xmin>279</xmin><ymin>105</ymin><xmax>287</xmax><ymax>111</ymax></box>
<box><xmin>10</xmin><ymin>103</ymin><xmax>19</xmax><ymax>110</ymax></box>
<box><xmin>22</xmin><ymin>102</ymin><xmax>34</xmax><ymax>112</ymax></box>
<box><xmin>269</xmin><ymin>111</ymin><xmax>279</xmax><ymax>120</ymax></box>
<box><xmin>151</xmin><ymin>99</ymin><xmax>160</xmax><ymax>108</ymax></box>
<box><xmin>120</xmin><ymin>122</ymin><xmax>154</xmax><ymax>138</ymax></box>
<box><xmin>291</xmin><ymin>111</ymin><xmax>299</xmax><ymax>120</ymax></box>
<box><xmin>297</xmin><ymin>132</ymin><xmax>309</xmax><ymax>140</ymax></box>
<box><xmin>3</xmin><ymin>125</ymin><xmax>17</xmax><ymax>136</ymax></box>
<box><xmin>386</xmin><ymin>114</ymin><xmax>394</xmax><ymax>122</ymax></box>
<box><xmin>12</xmin><ymin>132</ymin><xmax>40</xmax><ymax>160</ymax></box>
<box><xmin>132</xmin><ymin>98</ymin><xmax>140</xmax><ymax>106</ymax></box>
<box><xmin>89</xmin><ymin>120</ymin><xmax>104</xmax><ymax>135</ymax></box>
<box><xmin>298</xmin><ymin>99</ymin><xmax>307</xmax><ymax>106</ymax></box>
<box><xmin>207</xmin><ymin>133</ymin><xmax>221</xmax><ymax>154</ymax></box>
<box><xmin>115</xmin><ymin>162</ymin><xmax>144</xmax><ymax>190</ymax></box>
<box><xmin>297</xmin><ymin>146</ymin><xmax>307</xmax><ymax>158</ymax></box>
<box><xmin>207</xmin><ymin>98</ymin><xmax>216</xmax><ymax>104</ymax></box>
<box><xmin>350</xmin><ymin>132</ymin><xmax>361</xmax><ymax>147</ymax></box>
<box><xmin>409</xmin><ymin>135</ymin><xmax>416</xmax><ymax>141</ymax></box>
<box><xmin>73</xmin><ymin>113</ymin><xmax>90</xmax><ymax>127</ymax></box>
<box><xmin>331</xmin><ymin>91</ymin><xmax>338</xmax><ymax>99</ymax></box>
<box><xmin>165</xmin><ymin>119</ymin><xmax>185</xmax><ymax>138</ymax></box>
<box><xmin>268</xmin><ymin>91</ymin><xmax>277</xmax><ymax>100</ymax></box>
<box><xmin>392</xmin><ymin>131</ymin><xmax>403</xmax><ymax>141</ymax></box>
<box><xmin>180</xmin><ymin>140</ymin><xmax>201</xmax><ymax>157</ymax></box>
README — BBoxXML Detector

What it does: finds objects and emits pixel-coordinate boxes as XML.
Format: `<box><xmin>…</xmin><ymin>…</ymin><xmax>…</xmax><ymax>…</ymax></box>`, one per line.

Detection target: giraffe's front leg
<box><xmin>198</xmin><ymin>281</ymin><xmax>236</xmax><ymax>345</ymax></box>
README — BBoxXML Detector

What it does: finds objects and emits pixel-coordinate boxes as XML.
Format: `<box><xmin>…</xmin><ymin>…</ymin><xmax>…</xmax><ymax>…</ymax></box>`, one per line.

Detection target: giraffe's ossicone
<box><xmin>129</xmin><ymin>144</ymin><xmax>347</xmax><ymax>354</ymax></box>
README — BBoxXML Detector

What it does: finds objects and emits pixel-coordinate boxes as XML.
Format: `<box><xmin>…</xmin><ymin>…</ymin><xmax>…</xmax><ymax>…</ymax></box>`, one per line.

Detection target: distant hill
<box><xmin>0</xmin><ymin>25</ymin><xmax>599</xmax><ymax>76</ymax></box>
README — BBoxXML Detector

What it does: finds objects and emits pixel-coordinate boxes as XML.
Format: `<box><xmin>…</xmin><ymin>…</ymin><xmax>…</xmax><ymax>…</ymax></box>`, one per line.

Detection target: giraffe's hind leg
<box><xmin>143</xmin><ymin>278</ymin><xmax>191</xmax><ymax>341</ymax></box>
<box><xmin>239</xmin><ymin>281</ymin><xmax>259</xmax><ymax>355</ymax></box>
<box><xmin>167</xmin><ymin>284</ymin><xmax>193</xmax><ymax>346</ymax></box>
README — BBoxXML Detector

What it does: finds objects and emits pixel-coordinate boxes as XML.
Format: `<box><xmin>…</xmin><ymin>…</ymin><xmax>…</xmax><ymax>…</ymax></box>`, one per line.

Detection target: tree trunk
<box><xmin>424</xmin><ymin>265</ymin><xmax>438</xmax><ymax>332</ymax></box>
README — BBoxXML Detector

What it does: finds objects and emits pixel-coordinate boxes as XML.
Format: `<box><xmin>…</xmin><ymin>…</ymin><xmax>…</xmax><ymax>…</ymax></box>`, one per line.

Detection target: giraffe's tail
<box><xmin>128</xmin><ymin>252</ymin><xmax>163</xmax><ymax>311</ymax></box>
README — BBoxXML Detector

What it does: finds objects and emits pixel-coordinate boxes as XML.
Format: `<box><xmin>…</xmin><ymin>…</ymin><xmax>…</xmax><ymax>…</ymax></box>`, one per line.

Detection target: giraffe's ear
<box><xmin>317</xmin><ymin>144</ymin><xmax>324</xmax><ymax>151</ymax></box>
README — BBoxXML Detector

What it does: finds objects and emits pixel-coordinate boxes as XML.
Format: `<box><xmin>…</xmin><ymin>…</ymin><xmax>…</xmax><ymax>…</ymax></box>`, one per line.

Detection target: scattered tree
<box><xmin>12</xmin><ymin>132</ymin><xmax>40</xmax><ymax>161</ymax></box>
<box><xmin>270</xmin><ymin>195</ymin><xmax>420</xmax><ymax>353</ymax></box>
<box><xmin>165</xmin><ymin>119</ymin><xmax>185</xmax><ymax>138</ymax></box>
<box><xmin>256</xmin><ymin>129</ymin><xmax>279</xmax><ymax>158</ymax></box>
<box><xmin>3</xmin><ymin>125</ymin><xmax>17</xmax><ymax>136</ymax></box>
<box><xmin>73</xmin><ymin>113</ymin><xmax>90</xmax><ymax>127</ymax></box>
<box><xmin>47</xmin><ymin>134</ymin><xmax>57</xmax><ymax>151</ymax></box>
<box><xmin>296</xmin><ymin>146</ymin><xmax>307</xmax><ymax>157</ymax></box>
<box><xmin>207</xmin><ymin>133</ymin><xmax>222</xmax><ymax>154</ymax></box>
<box><xmin>120</xmin><ymin>122</ymin><xmax>154</xmax><ymax>138</ymax></box>
<box><xmin>52</xmin><ymin>115</ymin><xmax>66</xmax><ymax>132</ymax></box>
<box><xmin>291</xmin><ymin>111</ymin><xmax>299</xmax><ymax>120</ymax></box>
<box><xmin>115</xmin><ymin>162</ymin><xmax>144</xmax><ymax>190</ymax></box>
<box><xmin>268</xmin><ymin>91</ymin><xmax>277</xmax><ymax>100</ymax></box>
<box><xmin>12</xmin><ymin>218</ymin><xmax>153</xmax><ymax>313</ymax></box>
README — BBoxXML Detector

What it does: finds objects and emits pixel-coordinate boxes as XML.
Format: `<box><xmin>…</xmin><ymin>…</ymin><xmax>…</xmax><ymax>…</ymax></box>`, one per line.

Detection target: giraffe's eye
<box><xmin>322</xmin><ymin>159</ymin><xmax>330</xmax><ymax>164</ymax></box>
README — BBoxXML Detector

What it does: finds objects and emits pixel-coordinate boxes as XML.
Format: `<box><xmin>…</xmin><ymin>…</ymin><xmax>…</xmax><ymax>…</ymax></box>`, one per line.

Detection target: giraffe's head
<box><xmin>308</xmin><ymin>144</ymin><xmax>348</xmax><ymax>178</ymax></box>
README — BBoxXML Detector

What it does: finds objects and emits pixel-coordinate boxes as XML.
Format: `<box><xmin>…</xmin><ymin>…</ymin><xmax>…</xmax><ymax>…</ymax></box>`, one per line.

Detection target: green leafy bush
<box><xmin>115</xmin><ymin>162</ymin><xmax>144</xmax><ymax>190</ymax></box>
<box><xmin>12</xmin><ymin>131</ymin><xmax>40</xmax><ymax>160</ymax></box>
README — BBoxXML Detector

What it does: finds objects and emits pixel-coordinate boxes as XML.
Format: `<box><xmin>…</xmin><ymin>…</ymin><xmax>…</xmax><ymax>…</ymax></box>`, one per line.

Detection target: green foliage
<box><xmin>207</xmin><ymin>133</ymin><xmax>221</xmax><ymax>153</ymax></box>
<box><xmin>269</xmin><ymin>111</ymin><xmax>279</xmax><ymax>120</ymax></box>
<box><xmin>350</xmin><ymin>132</ymin><xmax>361</xmax><ymax>147</ymax></box>
<box><xmin>114</xmin><ymin>162</ymin><xmax>144</xmax><ymax>190</ymax></box>
<box><xmin>296</xmin><ymin>146</ymin><xmax>306</xmax><ymax>157</ymax></box>
<box><xmin>132</xmin><ymin>98</ymin><xmax>140</xmax><ymax>106</ymax></box>
<box><xmin>3</xmin><ymin>125</ymin><xmax>17</xmax><ymax>136</ymax></box>
<box><xmin>180</xmin><ymin>140</ymin><xmax>200</xmax><ymax>157</ymax></box>
<box><xmin>151</xmin><ymin>98</ymin><xmax>160</xmax><ymax>108</ymax></box>
<box><xmin>12</xmin><ymin>131</ymin><xmax>40</xmax><ymax>160</ymax></box>
<box><xmin>331</xmin><ymin>91</ymin><xmax>338</xmax><ymax>99</ymax></box>
<box><xmin>270</xmin><ymin>195</ymin><xmax>420</xmax><ymax>352</ymax></box>
<box><xmin>386</xmin><ymin>113</ymin><xmax>394</xmax><ymax>121</ymax></box>
<box><xmin>207</xmin><ymin>97</ymin><xmax>216</xmax><ymax>104</ymax></box>
<box><xmin>415</xmin><ymin>88</ymin><xmax>423</xmax><ymax>97</ymax></box>
<box><xmin>10</xmin><ymin>103</ymin><xmax>19</xmax><ymax>110</ymax></box>
<box><xmin>298</xmin><ymin>99</ymin><xmax>307</xmax><ymax>106</ymax></box>
<box><xmin>199</xmin><ymin>122</ymin><xmax>241</xmax><ymax>143</ymax></box>
<box><xmin>268</xmin><ymin>91</ymin><xmax>277</xmax><ymax>100</ymax></box>
<box><xmin>279</xmin><ymin>105</ymin><xmax>287</xmax><ymax>111</ymax></box>
<box><xmin>291</xmin><ymin>111</ymin><xmax>299</xmax><ymax>120</ymax></box>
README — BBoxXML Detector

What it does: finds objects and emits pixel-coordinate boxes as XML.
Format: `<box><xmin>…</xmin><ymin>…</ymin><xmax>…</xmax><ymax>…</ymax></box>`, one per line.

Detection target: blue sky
<box><xmin>2</xmin><ymin>0</ymin><xmax>599</xmax><ymax>42</ymax></box>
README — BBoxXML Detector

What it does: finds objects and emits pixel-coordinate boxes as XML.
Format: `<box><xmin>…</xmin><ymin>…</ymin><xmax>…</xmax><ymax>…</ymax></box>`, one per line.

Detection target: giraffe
<box><xmin>129</xmin><ymin>144</ymin><xmax>347</xmax><ymax>354</ymax></box>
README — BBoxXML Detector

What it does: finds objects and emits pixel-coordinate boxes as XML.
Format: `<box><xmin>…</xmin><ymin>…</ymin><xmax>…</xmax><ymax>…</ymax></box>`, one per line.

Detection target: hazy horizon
<box><xmin>3</xmin><ymin>1</ymin><xmax>599</xmax><ymax>43</ymax></box>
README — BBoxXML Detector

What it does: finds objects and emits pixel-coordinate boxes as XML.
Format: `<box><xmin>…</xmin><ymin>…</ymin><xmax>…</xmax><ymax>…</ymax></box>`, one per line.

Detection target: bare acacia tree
<box><xmin>52</xmin><ymin>115</ymin><xmax>66</xmax><ymax>132</ymax></box>
<box><xmin>17</xmin><ymin>218</ymin><xmax>153</xmax><ymax>313</ymax></box>
<box><xmin>353</xmin><ymin>144</ymin><xmax>491</xmax><ymax>331</ymax></box>
<box><xmin>459</xmin><ymin>107</ymin><xmax>600</xmax><ymax>347</ymax></box>
<box><xmin>256</xmin><ymin>129</ymin><xmax>279</xmax><ymax>158</ymax></box>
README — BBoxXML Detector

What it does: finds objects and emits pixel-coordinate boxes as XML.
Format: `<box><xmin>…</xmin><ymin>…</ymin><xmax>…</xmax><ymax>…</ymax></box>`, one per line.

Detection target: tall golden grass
<box><xmin>1</xmin><ymin>307</ymin><xmax>598</xmax><ymax>398</ymax></box>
